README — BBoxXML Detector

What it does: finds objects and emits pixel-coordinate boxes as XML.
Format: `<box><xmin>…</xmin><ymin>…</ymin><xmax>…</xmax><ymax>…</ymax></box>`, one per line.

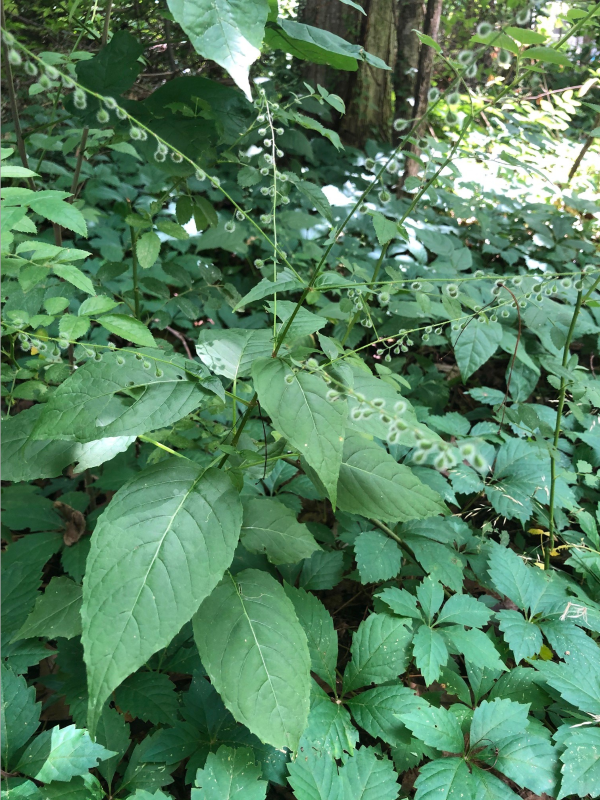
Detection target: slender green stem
<box><xmin>138</xmin><ymin>435</ymin><xmax>191</xmax><ymax>459</ymax></box>
<box><xmin>341</xmin><ymin>242</ymin><xmax>390</xmax><ymax>346</ymax></box>
<box><xmin>545</xmin><ymin>275</ymin><xmax>600</xmax><ymax>569</ymax></box>
<box><xmin>129</xmin><ymin>226</ymin><xmax>141</xmax><ymax>319</ymax></box>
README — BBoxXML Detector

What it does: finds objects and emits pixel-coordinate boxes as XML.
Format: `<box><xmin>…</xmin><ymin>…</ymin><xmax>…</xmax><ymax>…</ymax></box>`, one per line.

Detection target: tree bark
<box><xmin>338</xmin><ymin>0</ymin><xmax>398</xmax><ymax>146</ymax></box>
<box><xmin>397</xmin><ymin>0</ymin><xmax>443</xmax><ymax>192</ymax></box>
<box><xmin>394</xmin><ymin>0</ymin><xmax>425</xmax><ymax>120</ymax></box>
<box><xmin>297</xmin><ymin>0</ymin><xmax>360</xmax><ymax>110</ymax></box>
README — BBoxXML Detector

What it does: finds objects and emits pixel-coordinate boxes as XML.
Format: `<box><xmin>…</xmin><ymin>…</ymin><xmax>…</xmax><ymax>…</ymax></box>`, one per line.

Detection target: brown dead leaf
<box><xmin>53</xmin><ymin>501</ymin><xmax>86</xmax><ymax>546</ymax></box>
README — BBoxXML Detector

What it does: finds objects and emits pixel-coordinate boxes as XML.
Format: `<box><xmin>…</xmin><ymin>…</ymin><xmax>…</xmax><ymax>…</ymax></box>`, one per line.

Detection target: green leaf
<box><xmin>436</xmin><ymin>595</ymin><xmax>492</xmax><ymax>629</ymax></box>
<box><xmin>2</xmin><ymin>165</ymin><xmax>39</xmax><ymax>178</ymax></box>
<box><xmin>347</xmin><ymin>685</ymin><xmax>421</xmax><ymax>746</ymax></box>
<box><xmin>375</xmin><ymin>587</ymin><xmax>422</xmax><ymax>620</ymax></box>
<box><xmin>192</xmin><ymin>745</ymin><xmax>268</xmax><ymax>800</ymax></box>
<box><xmin>486</xmin><ymin>543</ymin><xmax>532</xmax><ymax>612</ymax></box>
<box><xmin>300</xmin><ymin>550</ymin><xmax>344</xmax><ymax>590</ymax></box>
<box><xmin>340</xmin><ymin>746</ymin><xmax>399</xmax><ymax>800</ymax></box>
<box><xmin>300</xmin><ymin>684</ymin><xmax>358</xmax><ymax>758</ymax></box>
<box><xmin>28</xmin><ymin>197</ymin><xmax>87</xmax><ymax>237</ymax></box>
<box><xmin>78</xmin><ymin>295</ymin><xmax>119</xmax><ymax>316</ymax></box>
<box><xmin>343</xmin><ymin>613</ymin><xmax>412</xmax><ymax>693</ymax></box>
<box><xmin>414</xmin><ymin>757</ymin><xmax>473</xmax><ymax>800</ymax></box>
<box><xmin>496</xmin><ymin>610</ymin><xmax>542</xmax><ymax>664</ymax></box>
<box><xmin>452</xmin><ymin>321</ymin><xmax>503</xmax><ymax>381</ymax></box>
<box><xmin>32</xmin><ymin>350</ymin><xmax>213</xmax><ymax>443</ymax></box>
<box><xmin>196</xmin><ymin>328</ymin><xmax>273</xmax><ymax>380</ymax></box>
<box><xmin>336</xmin><ymin>433</ymin><xmax>447</xmax><ymax>522</ymax></box>
<box><xmin>167</xmin><ymin>0</ymin><xmax>269</xmax><ymax>99</ymax></box>
<box><xmin>17</xmin><ymin>725</ymin><xmax>114</xmax><ymax>783</ymax></box>
<box><xmin>82</xmin><ymin>461</ymin><xmax>242</xmax><ymax>735</ymax></box>
<box><xmin>234</xmin><ymin>269</ymin><xmax>303</xmax><ymax>310</ymax></box>
<box><xmin>283</xmin><ymin>584</ymin><xmax>338</xmax><ymax>689</ymax></box>
<box><xmin>470</xmin><ymin>699</ymin><xmax>530</xmax><ymax>746</ymax></box>
<box><xmin>77</xmin><ymin>30</ymin><xmax>144</xmax><ymax>97</ymax></box>
<box><xmin>136</xmin><ymin>231</ymin><xmax>161</xmax><ymax>269</ymax></box>
<box><xmin>287</xmin><ymin>749</ymin><xmax>345</xmax><ymax>800</ymax></box>
<box><xmin>505</xmin><ymin>27</ymin><xmax>546</xmax><ymax>44</ymax></box>
<box><xmin>526</xmin><ymin>46</ymin><xmax>572</xmax><ymax>67</ymax></box>
<box><xmin>495</xmin><ymin>733</ymin><xmax>558</xmax><ymax>796</ymax></box>
<box><xmin>114</xmin><ymin>672</ymin><xmax>179</xmax><ymax>725</ymax></box>
<box><xmin>58</xmin><ymin>314</ymin><xmax>90</xmax><ymax>340</ymax></box>
<box><xmin>1</xmin><ymin>665</ymin><xmax>41</xmax><ymax>769</ymax></box>
<box><xmin>398</xmin><ymin>702</ymin><xmax>464</xmax><ymax>752</ymax></box>
<box><xmin>413</xmin><ymin>625</ymin><xmax>448</xmax><ymax>685</ymax></box>
<box><xmin>53</xmin><ymin>264</ymin><xmax>95</xmax><ymax>296</ymax></box>
<box><xmin>193</xmin><ymin>568</ymin><xmax>311</xmax><ymax>751</ymax></box>
<box><xmin>533</xmin><ymin>660</ymin><xmax>600</xmax><ymax>714</ymax></box>
<box><xmin>252</xmin><ymin>357</ymin><xmax>347</xmax><ymax>507</ymax></box>
<box><xmin>97</xmin><ymin>314</ymin><xmax>156</xmax><ymax>347</ymax></box>
<box><xmin>471</xmin><ymin>766</ymin><xmax>520</xmax><ymax>800</ymax></box>
<box><xmin>267</xmin><ymin>301</ymin><xmax>327</xmax><ymax>341</ymax></box>
<box><xmin>442</xmin><ymin>627</ymin><xmax>506</xmax><ymax>674</ymax></box>
<box><xmin>95</xmin><ymin>706</ymin><xmax>130</xmax><ymax>786</ymax></box>
<box><xmin>15</xmin><ymin>577</ymin><xmax>82</xmax><ymax>641</ymax></box>
<box><xmin>371</xmin><ymin>212</ymin><xmax>400</xmax><ymax>245</ymax></box>
<box><xmin>295</xmin><ymin>180</ymin><xmax>334</xmax><ymax>223</ymax></box>
<box><xmin>414</xmin><ymin>30</ymin><xmax>442</xmax><ymax>54</ymax></box>
<box><xmin>558</xmin><ymin>728</ymin><xmax>600</xmax><ymax>800</ymax></box>
<box><xmin>354</xmin><ymin>530</ymin><xmax>402</xmax><ymax>584</ymax></box>
<box><xmin>157</xmin><ymin>220</ymin><xmax>189</xmax><ymax>240</ymax></box>
<box><xmin>2</xmin><ymin>405</ymin><xmax>135</xmax><ymax>481</ymax></box>
<box><xmin>241</xmin><ymin>497</ymin><xmax>321</xmax><ymax>564</ymax></box>
<box><xmin>417</xmin><ymin>577</ymin><xmax>445</xmax><ymax>623</ymax></box>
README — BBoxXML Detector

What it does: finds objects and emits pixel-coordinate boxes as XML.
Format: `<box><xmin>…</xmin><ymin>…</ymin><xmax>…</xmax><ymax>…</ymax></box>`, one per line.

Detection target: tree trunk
<box><xmin>297</xmin><ymin>0</ymin><xmax>361</xmax><ymax>111</ymax></box>
<box><xmin>394</xmin><ymin>0</ymin><xmax>425</xmax><ymax>120</ymax></box>
<box><xmin>397</xmin><ymin>0</ymin><xmax>443</xmax><ymax>192</ymax></box>
<box><xmin>338</xmin><ymin>0</ymin><xmax>398</xmax><ymax>146</ymax></box>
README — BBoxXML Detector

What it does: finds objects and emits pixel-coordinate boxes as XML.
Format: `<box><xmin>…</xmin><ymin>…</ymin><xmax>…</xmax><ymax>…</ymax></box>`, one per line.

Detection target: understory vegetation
<box><xmin>1</xmin><ymin>0</ymin><xmax>600</xmax><ymax>798</ymax></box>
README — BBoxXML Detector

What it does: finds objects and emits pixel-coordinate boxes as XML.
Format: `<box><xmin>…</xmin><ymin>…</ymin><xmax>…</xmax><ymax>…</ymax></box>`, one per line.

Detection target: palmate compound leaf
<box><xmin>336</xmin><ymin>433</ymin><xmax>447</xmax><ymax>523</ymax></box>
<box><xmin>82</xmin><ymin>460</ymin><xmax>242</xmax><ymax>735</ymax></box>
<box><xmin>354</xmin><ymin>530</ymin><xmax>402</xmax><ymax>584</ymax></box>
<box><xmin>17</xmin><ymin>724</ymin><xmax>115</xmax><ymax>783</ymax></box>
<box><xmin>469</xmin><ymin>698</ymin><xmax>530</xmax><ymax>746</ymax></box>
<box><xmin>167</xmin><ymin>0</ymin><xmax>269</xmax><ymax>100</ymax></box>
<box><xmin>1</xmin><ymin>404</ymin><xmax>135</xmax><ymax>482</ymax></box>
<box><xmin>347</xmin><ymin>685</ymin><xmax>422</xmax><ymax>746</ymax></box>
<box><xmin>300</xmin><ymin>683</ymin><xmax>358</xmax><ymax>759</ymax></box>
<box><xmin>412</xmin><ymin>625</ymin><xmax>449</xmax><ymax>685</ymax></box>
<box><xmin>1</xmin><ymin>665</ymin><xmax>41</xmax><ymax>769</ymax></box>
<box><xmin>283</xmin><ymin>584</ymin><xmax>338</xmax><ymax>689</ymax></box>
<box><xmin>534</xmin><ymin>658</ymin><xmax>600</xmax><ymax>714</ymax></box>
<box><xmin>557</xmin><ymin>727</ymin><xmax>600</xmax><ymax>800</ymax></box>
<box><xmin>495</xmin><ymin>732</ymin><xmax>559</xmax><ymax>796</ymax></box>
<box><xmin>413</xmin><ymin>757</ymin><xmax>473</xmax><ymax>800</ymax></box>
<box><xmin>193</xmin><ymin>568</ymin><xmax>311</xmax><ymax>751</ymax></box>
<box><xmin>288</xmin><ymin>747</ymin><xmax>399</xmax><ymax>800</ymax></box>
<box><xmin>31</xmin><ymin>349</ymin><xmax>219</xmax><ymax>444</ymax></box>
<box><xmin>191</xmin><ymin>745</ymin><xmax>268</xmax><ymax>800</ymax></box>
<box><xmin>343</xmin><ymin>613</ymin><xmax>413</xmax><ymax>693</ymax></box>
<box><xmin>252</xmin><ymin>357</ymin><xmax>347</xmax><ymax>507</ymax></box>
<box><xmin>240</xmin><ymin>497</ymin><xmax>321</xmax><ymax>565</ymax></box>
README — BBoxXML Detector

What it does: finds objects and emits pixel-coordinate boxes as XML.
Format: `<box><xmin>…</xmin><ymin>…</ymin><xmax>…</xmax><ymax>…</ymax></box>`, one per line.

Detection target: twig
<box><xmin>69</xmin><ymin>128</ymin><xmax>89</xmax><ymax>200</ymax></box>
<box><xmin>101</xmin><ymin>0</ymin><xmax>112</xmax><ymax>46</ymax></box>
<box><xmin>568</xmin><ymin>113</ymin><xmax>599</xmax><ymax>183</ymax></box>
<box><xmin>165</xmin><ymin>326</ymin><xmax>193</xmax><ymax>359</ymax></box>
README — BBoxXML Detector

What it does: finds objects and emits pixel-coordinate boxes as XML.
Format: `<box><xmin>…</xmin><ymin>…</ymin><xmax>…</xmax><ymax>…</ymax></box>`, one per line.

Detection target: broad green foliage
<box><xmin>2</xmin><ymin>0</ymin><xmax>600</xmax><ymax>798</ymax></box>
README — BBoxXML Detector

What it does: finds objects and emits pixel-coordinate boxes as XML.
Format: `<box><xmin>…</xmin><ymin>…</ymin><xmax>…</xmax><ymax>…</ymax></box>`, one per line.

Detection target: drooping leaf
<box><xmin>15</xmin><ymin>577</ymin><xmax>82</xmax><ymax>641</ymax></box>
<box><xmin>191</xmin><ymin>745</ymin><xmax>268</xmax><ymax>800</ymax></box>
<box><xmin>29</xmin><ymin>197</ymin><xmax>88</xmax><ymax>237</ymax></box>
<box><xmin>252</xmin><ymin>357</ymin><xmax>347</xmax><ymax>507</ymax></box>
<box><xmin>167</xmin><ymin>0</ymin><xmax>269</xmax><ymax>99</ymax></box>
<box><xmin>193</xmin><ymin>568</ymin><xmax>311</xmax><ymax>751</ymax></box>
<box><xmin>32</xmin><ymin>349</ymin><xmax>216</xmax><ymax>443</ymax></box>
<box><xmin>452</xmin><ymin>321</ymin><xmax>503</xmax><ymax>381</ymax></box>
<box><xmin>82</xmin><ymin>461</ymin><xmax>242</xmax><ymax>734</ymax></box>
<box><xmin>336</xmin><ymin>433</ymin><xmax>447</xmax><ymax>522</ymax></box>
<box><xmin>17</xmin><ymin>725</ymin><xmax>115</xmax><ymax>783</ymax></box>
<box><xmin>283</xmin><ymin>584</ymin><xmax>338</xmax><ymax>689</ymax></box>
<box><xmin>343</xmin><ymin>613</ymin><xmax>412</xmax><ymax>693</ymax></box>
<box><xmin>241</xmin><ymin>497</ymin><xmax>321</xmax><ymax>564</ymax></box>
<box><xmin>1</xmin><ymin>665</ymin><xmax>41</xmax><ymax>769</ymax></box>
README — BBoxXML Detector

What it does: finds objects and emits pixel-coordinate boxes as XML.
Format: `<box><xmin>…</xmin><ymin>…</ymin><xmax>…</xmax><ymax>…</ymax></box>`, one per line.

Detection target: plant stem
<box><xmin>129</xmin><ymin>226</ymin><xmax>141</xmax><ymax>319</ymax></box>
<box><xmin>69</xmin><ymin>127</ymin><xmax>89</xmax><ymax>200</ymax></box>
<box><xmin>341</xmin><ymin>242</ymin><xmax>390</xmax><ymax>346</ymax></box>
<box><xmin>1</xmin><ymin>6</ymin><xmax>34</xmax><ymax>190</ymax></box>
<box><xmin>101</xmin><ymin>0</ymin><xmax>113</xmax><ymax>46</ymax></box>
<box><xmin>545</xmin><ymin>275</ymin><xmax>600</xmax><ymax>569</ymax></box>
<box><xmin>138</xmin><ymin>435</ymin><xmax>190</xmax><ymax>460</ymax></box>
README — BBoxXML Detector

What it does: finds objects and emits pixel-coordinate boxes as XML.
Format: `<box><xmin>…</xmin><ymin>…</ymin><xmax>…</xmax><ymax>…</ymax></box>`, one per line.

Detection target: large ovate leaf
<box><xmin>82</xmin><ymin>460</ymin><xmax>242</xmax><ymax>734</ymax></box>
<box><xmin>1</xmin><ymin>665</ymin><xmax>41</xmax><ymax>769</ymax></box>
<box><xmin>252</xmin><ymin>357</ymin><xmax>347</xmax><ymax>507</ymax></box>
<box><xmin>97</xmin><ymin>314</ymin><xmax>156</xmax><ymax>347</ymax></box>
<box><xmin>193</xmin><ymin>568</ymin><xmax>311</xmax><ymax>751</ymax></box>
<box><xmin>196</xmin><ymin>328</ymin><xmax>273</xmax><ymax>380</ymax></box>
<box><xmin>241</xmin><ymin>497</ymin><xmax>321</xmax><ymax>564</ymax></box>
<box><xmin>32</xmin><ymin>349</ymin><xmax>216</xmax><ymax>443</ymax></box>
<box><xmin>167</xmin><ymin>0</ymin><xmax>269</xmax><ymax>99</ymax></box>
<box><xmin>336</xmin><ymin>433</ymin><xmax>447</xmax><ymax>522</ymax></box>
<box><xmin>452</xmin><ymin>321</ymin><xmax>503</xmax><ymax>381</ymax></box>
